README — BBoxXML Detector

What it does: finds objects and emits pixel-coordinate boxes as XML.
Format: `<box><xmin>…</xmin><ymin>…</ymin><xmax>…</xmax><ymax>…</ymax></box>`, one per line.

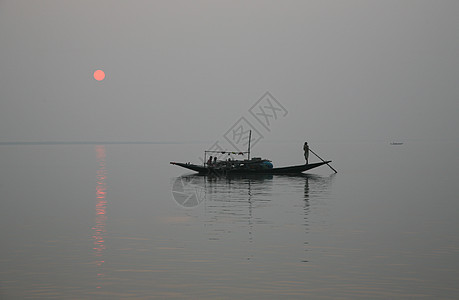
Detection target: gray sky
<box><xmin>1</xmin><ymin>0</ymin><xmax>458</xmax><ymax>143</ymax></box>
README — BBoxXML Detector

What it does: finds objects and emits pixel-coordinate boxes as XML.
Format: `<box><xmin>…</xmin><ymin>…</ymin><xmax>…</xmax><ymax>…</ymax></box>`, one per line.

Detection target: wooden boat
<box><xmin>170</xmin><ymin>131</ymin><xmax>333</xmax><ymax>175</ymax></box>
<box><xmin>170</xmin><ymin>160</ymin><xmax>331</xmax><ymax>175</ymax></box>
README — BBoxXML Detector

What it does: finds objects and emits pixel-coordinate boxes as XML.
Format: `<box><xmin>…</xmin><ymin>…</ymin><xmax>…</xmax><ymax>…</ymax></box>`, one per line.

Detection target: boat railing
<box><xmin>203</xmin><ymin>150</ymin><xmax>249</xmax><ymax>166</ymax></box>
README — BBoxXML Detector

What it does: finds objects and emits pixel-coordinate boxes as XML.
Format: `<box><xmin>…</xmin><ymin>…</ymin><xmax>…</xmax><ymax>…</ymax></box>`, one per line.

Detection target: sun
<box><xmin>93</xmin><ymin>70</ymin><xmax>105</xmax><ymax>81</ymax></box>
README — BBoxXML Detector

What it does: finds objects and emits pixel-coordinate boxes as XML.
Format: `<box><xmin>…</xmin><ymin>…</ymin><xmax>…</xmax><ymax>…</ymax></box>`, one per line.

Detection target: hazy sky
<box><xmin>1</xmin><ymin>0</ymin><xmax>458</xmax><ymax>143</ymax></box>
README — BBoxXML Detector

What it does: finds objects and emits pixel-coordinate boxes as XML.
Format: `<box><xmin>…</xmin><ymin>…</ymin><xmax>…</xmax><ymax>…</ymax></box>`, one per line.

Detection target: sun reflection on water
<box><xmin>93</xmin><ymin>145</ymin><xmax>107</xmax><ymax>289</ymax></box>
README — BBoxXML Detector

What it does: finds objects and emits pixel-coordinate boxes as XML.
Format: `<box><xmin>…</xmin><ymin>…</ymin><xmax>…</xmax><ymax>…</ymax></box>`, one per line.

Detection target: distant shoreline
<box><xmin>0</xmin><ymin>141</ymin><xmax>209</xmax><ymax>146</ymax></box>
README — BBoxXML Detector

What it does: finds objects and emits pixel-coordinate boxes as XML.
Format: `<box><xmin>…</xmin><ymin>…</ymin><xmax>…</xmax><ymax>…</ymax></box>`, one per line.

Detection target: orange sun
<box><xmin>94</xmin><ymin>70</ymin><xmax>105</xmax><ymax>81</ymax></box>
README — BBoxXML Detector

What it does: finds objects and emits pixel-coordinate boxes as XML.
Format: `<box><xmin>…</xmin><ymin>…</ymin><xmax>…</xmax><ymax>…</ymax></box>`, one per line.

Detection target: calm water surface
<box><xmin>1</xmin><ymin>141</ymin><xmax>458</xmax><ymax>299</ymax></box>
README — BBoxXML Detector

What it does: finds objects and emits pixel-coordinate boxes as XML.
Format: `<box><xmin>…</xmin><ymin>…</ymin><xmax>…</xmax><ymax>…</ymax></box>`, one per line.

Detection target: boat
<box><xmin>170</xmin><ymin>131</ymin><xmax>334</xmax><ymax>175</ymax></box>
<box><xmin>390</xmin><ymin>142</ymin><xmax>404</xmax><ymax>145</ymax></box>
<box><xmin>170</xmin><ymin>160</ymin><xmax>331</xmax><ymax>175</ymax></box>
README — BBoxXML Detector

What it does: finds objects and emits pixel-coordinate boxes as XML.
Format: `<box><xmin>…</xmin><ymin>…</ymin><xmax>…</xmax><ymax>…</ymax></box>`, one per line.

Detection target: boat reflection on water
<box><xmin>172</xmin><ymin>173</ymin><xmax>334</xmax><ymax>207</ymax></box>
<box><xmin>171</xmin><ymin>173</ymin><xmax>335</xmax><ymax>256</ymax></box>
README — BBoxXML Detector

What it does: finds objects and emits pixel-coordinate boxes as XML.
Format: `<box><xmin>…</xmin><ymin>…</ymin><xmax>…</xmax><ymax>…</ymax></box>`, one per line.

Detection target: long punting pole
<box><xmin>309</xmin><ymin>148</ymin><xmax>337</xmax><ymax>173</ymax></box>
<box><xmin>248</xmin><ymin>130</ymin><xmax>252</xmax><ymax>160</ymax></box>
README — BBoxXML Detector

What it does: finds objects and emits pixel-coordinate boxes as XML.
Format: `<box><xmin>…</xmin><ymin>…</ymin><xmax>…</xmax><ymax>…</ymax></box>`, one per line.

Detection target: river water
<box><xmin>1</xmin><ymin>140</ymin><xmax>458</xmax><ymax>299</ymax></box>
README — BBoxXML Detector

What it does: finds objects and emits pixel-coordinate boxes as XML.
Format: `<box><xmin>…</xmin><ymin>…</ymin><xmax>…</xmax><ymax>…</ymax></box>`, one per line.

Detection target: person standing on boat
<box><xmin>207</xmin><ymin>156</ymin><xmax>213</xmax><ymax>166</ymax></box>
<box><xmin>303</xmin><ymin>142</ymin><xmax>309</xmax><ymax>164</ymax></box>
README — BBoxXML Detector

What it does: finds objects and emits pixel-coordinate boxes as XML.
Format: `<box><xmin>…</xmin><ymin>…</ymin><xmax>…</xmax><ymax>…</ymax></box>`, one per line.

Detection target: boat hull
<box><xmin>170</xmin><ymin>161</ymin><xmax>331</xmax><ymax>175</ymax></box>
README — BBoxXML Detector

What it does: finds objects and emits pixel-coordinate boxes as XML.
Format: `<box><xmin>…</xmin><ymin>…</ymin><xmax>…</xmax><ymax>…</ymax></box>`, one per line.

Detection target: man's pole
<box><xmin>309</xmin><ymin>148</ymin><xmax>337</xmax><ymax>173</ymax></box>
<box><xmin>247</xmin><ymin>130</ymin><xmax>251</xmax><ymax>160</ymax></box>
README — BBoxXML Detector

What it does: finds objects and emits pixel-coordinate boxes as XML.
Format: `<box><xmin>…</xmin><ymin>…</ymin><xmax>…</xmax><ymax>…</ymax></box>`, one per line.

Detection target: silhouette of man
<box><xmin>303</xmin><ymin>142</ymin><xmax>309</xmax><ymax>164</ymax></box>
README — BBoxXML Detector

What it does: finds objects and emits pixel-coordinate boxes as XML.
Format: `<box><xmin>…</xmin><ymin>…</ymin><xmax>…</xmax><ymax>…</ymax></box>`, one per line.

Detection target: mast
<box><xmin>247</xmin><ymin>130</ymin><xmax>252</xmax><ymax>160</ymax></box>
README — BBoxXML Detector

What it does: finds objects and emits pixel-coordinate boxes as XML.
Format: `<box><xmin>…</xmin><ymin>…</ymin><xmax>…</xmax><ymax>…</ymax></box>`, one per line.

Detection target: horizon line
<box><xmin>0</xmin><ymin>140</ymin><xmax>211</xmax><ymax>146</ymax></box>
